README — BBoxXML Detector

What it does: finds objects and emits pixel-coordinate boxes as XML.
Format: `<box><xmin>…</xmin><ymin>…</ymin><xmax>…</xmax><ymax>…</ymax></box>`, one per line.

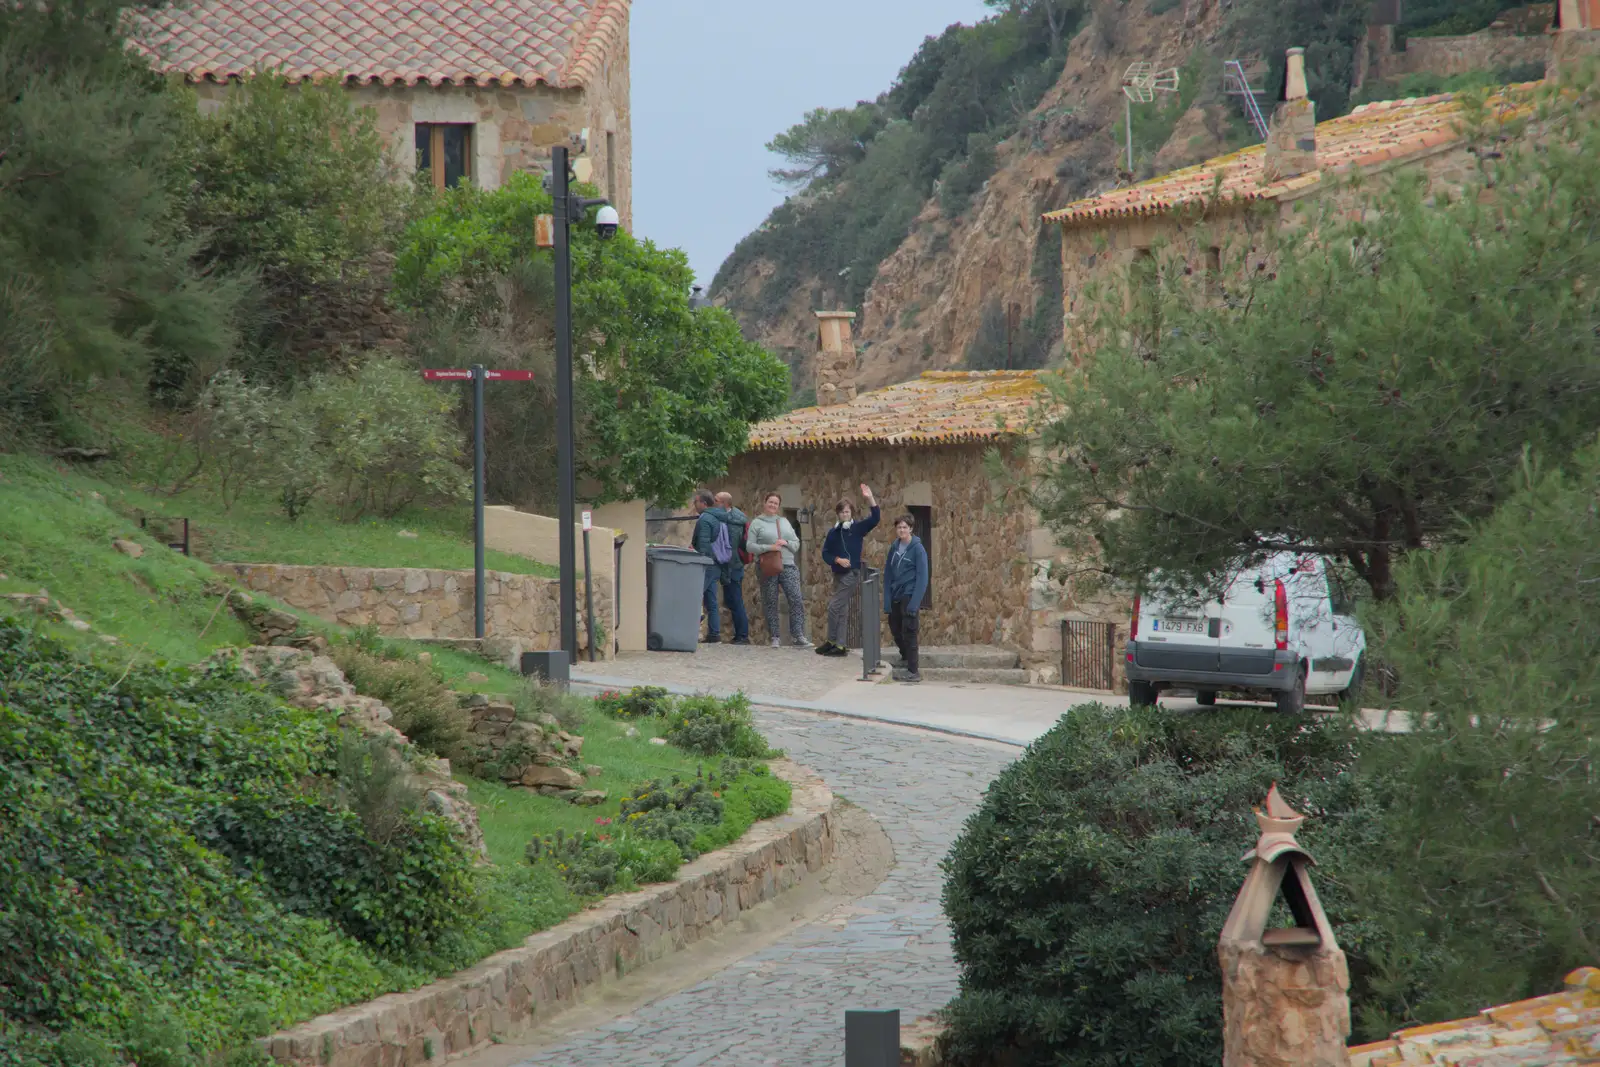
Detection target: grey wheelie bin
<box><xmin>645</xmin><ymin>545</ymin><xmax>714</xmax><ymax>652</ymax></box>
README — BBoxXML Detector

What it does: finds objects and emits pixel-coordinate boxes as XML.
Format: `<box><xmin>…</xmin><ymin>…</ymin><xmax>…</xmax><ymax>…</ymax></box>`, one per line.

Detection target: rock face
<box><xmin>220</xmin><ymin>646</ymin><xmax>488</xmax><ymax>860</ymax></box>
<box><xmin>465</xmin><ymin>700</ymin><xmax>590</xmax><ymax>798</ymax></box>
<box><xmin>1219</xmin><ymin>941</ymin><xmax>1352</xmax><ymax>1067</ymax></box>
<box><xmin>712</xmin><ymin>0</ymin><xmax>1226</xmax><ymax>392</ymax></box>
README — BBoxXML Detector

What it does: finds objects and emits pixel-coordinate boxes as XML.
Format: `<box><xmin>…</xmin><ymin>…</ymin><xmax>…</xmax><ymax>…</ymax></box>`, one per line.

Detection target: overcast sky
<box><xmin>630</xmin><ymin>0</ymin><xmax>992</xmax><ymax>288</ymax></box>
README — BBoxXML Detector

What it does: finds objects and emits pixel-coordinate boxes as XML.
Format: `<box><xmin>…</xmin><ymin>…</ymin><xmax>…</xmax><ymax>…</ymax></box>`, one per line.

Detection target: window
<box><xmin>605</xmin><ymin>131</ymin><xmax>617</xmax><ymax>202</ymax></box>
<box><xmin>908</xmin><ymin>505</ymin><xmax>933</xmax><ymax>609</ymax></box>
<box><xmin>415</xmin><ymin>123</ymin><xmax>473</xmax><ymax>189</ymax></box>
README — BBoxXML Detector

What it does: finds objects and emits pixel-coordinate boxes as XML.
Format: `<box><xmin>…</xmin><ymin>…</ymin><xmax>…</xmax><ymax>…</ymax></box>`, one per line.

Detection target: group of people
<box><xmin>690</xmin><ymin>484</ymin><xmax>930</xmax><ymax>682</ymax></box>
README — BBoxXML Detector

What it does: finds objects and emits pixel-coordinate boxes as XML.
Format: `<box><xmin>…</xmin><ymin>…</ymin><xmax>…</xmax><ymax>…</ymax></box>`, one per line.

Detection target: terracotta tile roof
<box><xmin>1348</xmin><ymin>967</ymin><xmax>1600</xmax><ymax>1067</ymax></box>
<box><xmin>129</xmin><ymin>0</ymin><xmax>628</xmax><ymax>88</ymax></box>
<box><xmin>1045</xmin><ymin>84</ymin><xmax>1540</xmax><ymax>226</ymax></box>
<box><xmin>746</xmin><ymin>371</ymin><xmax>1047</xmax><ymax>452</ymax></box>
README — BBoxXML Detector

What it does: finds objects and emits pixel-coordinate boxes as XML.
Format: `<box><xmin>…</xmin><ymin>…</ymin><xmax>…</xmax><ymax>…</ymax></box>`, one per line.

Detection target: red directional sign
<box><xmin>422</xmin><ymin>368</ymin><xmax>535</xmax><ymax>381</ymax></box>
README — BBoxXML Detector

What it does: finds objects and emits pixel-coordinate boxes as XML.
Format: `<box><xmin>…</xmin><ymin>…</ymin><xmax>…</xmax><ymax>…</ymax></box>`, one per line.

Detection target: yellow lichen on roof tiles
<box><xmin>1350</xmin><ymin>967</ymin><xmax>1600</xmax><ymax>1067</ymax></box>
<box><xmin>1044</xmin><ymin>83</ymin><xmax>1542</xmax><ymax>227</ymax></box>
<box><xmin>746</xmin><ymin>370</ymin><xmax>1048</xmax><ymax>451</ymax></box>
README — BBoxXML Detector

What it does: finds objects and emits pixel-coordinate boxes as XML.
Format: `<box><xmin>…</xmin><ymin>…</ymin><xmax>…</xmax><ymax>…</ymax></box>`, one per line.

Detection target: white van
<box><xmin>1125</xmin><ymin>551</ymin><xmax>1366</xmax><ymax>713</ymax></box>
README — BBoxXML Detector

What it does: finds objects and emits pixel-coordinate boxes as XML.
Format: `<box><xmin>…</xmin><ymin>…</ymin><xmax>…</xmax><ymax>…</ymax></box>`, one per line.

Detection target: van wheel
<box><xmin>1275</xmin><ymin>665</ymin><xmax>1307</xmax><ymax>715</ymax></box>
<box><xmin>1129</xmin><ymin>681</ymin><xmax>1158</xmax><ymax>708</ymax></box>
<box><xmin>1196</xmin><ymin>690</ymin><xmax>1217</xmax><ymax>707</ymax></box>
<box><xmin>1338</xmin><ymin>656</ymin><xmax>1366</xmax><ymax>711</ymax></box>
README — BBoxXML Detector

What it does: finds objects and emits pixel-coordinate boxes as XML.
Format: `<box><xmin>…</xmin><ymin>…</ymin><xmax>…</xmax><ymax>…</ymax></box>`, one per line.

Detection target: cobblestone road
<box><xmin>508</xmin><ymin>709</ymin><xmax>1017</xmax><ymax>1067</ymax></box>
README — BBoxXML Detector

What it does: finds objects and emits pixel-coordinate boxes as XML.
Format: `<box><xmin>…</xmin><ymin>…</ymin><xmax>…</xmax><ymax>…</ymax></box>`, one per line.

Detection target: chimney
<box><xmin>1264</xmin><ymin>48</ymin><xmax>1317</xmax><ymax>182</ymax></box>
<box><xmin>1551</xmin><ymin>0</ymin><xmax>1600</xmax><ymax>78</ymax></box>
<box><xmin>1217</xmin><ymin>785</ymin><xmax>1351</xmax><ymax>1067</ymax></box>
<box><xmin>813</xmin><ymin>311</ymin><xmax>858</xmax><ymax>407</ymax></box>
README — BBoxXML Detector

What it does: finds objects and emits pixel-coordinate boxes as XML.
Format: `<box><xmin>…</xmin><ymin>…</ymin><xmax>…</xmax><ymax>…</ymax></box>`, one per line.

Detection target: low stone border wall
<box><xmin>262</xmin><ymin>761</ymin><xmax>835</xmax><ymax>1067</ymax></box>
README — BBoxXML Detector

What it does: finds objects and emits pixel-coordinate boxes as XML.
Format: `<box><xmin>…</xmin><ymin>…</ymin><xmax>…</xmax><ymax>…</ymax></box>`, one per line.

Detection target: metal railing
<box><xmin>1062</xmin><ymin>619</ymin><xmax>1118</xmax><ymax>690</ymax></box>
<box><xmin>860</xmin><ymin>567</ymin><xmax>885</xmax><ymax>681</ymax></box>
<box><xmin>1223</xmin><ymin>59</ymin><xmax>1270</xmax><ymax>141</ymax></box>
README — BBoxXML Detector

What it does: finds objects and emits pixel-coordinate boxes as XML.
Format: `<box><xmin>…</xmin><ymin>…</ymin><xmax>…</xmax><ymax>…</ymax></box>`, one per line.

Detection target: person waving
<box><xmin>816</xmin><ymin>483</ymin><xmax>879</xmax><ymax>656</ymax></box>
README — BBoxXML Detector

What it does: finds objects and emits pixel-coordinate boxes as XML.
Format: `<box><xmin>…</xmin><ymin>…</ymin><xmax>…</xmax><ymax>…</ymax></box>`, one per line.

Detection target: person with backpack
<box><xmin>816</xmin><ymin>483</ymin><xmax>879</xmax><ymax>657</ymax></box>
<box><xmin>882</xmin><ymin>513</ymin><xmax>929</xmax><ymax>683</ymax></box>
<box><xmin>691</xmin><ymin>490</ymin><xmax>750</xmax><ymax>645</ymax></box>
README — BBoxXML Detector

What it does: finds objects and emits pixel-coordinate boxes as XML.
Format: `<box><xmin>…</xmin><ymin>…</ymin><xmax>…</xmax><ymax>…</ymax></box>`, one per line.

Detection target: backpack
<box><xmin>709</xmin><ymin>518</ymin><xmax>735</xmax><ymax>565</ymax></box>
<box><xmin>731</xmin><ymin>519</ymin><xmax>753</xmax><ymax>565</ymax></box>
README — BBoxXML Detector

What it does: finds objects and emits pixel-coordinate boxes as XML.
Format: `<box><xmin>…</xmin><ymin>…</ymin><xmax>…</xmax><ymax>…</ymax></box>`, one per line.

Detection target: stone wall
<box><xmin>1370</xmin><ymin>30</ymin><xmax>1550</xmax><ymax>82</ymax></box>
<box><xmin>720</xmin><ymin>444</ymin><xmax>1033</xmax><ymax>651</ymax></box>
<box><xmin>214</xmin><ymin>564</ymin><xmax>612</xmax><ymax>661</ymax></box>
<box><xmin>262</xmin><ymin>762</ymin><xmax>834</xmax><ymax>1067</ymax></box>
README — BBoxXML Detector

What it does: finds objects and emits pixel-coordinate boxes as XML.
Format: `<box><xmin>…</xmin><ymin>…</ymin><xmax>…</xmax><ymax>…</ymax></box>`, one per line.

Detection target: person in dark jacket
<box><xmin>816</xmin><ymin>483</ymin><xmax>879</xmax><ymax>656</ymax></box>
<box><xmin>691</xmin><ymin>490</ymin><xmax>750</xmax><ymax>644</ymax></box>
<box><xmin>882</xmin><ymin>513</ymin><xmax>929</xmax><ymax>683</ymax></box>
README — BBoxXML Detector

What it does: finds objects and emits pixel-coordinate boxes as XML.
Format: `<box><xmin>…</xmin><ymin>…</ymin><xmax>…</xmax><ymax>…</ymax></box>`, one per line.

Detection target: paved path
<box><xmin>505</xmin><ymin>709</ymin><xmax>1018</xmax><ymax>1067</ymax></box>
<box><xmin>575</xmin><ymin>644</ymin><xmax>860</xmax><ymax>702</ymax></box>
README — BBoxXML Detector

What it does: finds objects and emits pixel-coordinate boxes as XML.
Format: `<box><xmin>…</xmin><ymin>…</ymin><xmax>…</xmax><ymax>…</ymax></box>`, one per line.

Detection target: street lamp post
<box><xmin>548</xmin><ymin>143</ymin><xmax>616</xmax><ymax>661</ymax></box>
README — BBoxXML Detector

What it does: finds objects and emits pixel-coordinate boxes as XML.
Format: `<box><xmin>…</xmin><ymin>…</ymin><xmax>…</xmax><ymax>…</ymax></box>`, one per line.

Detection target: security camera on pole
<box><xmin>539</xmin><ymin>134</ymin><xmax>618</xmax><ymax>666</ymax></box>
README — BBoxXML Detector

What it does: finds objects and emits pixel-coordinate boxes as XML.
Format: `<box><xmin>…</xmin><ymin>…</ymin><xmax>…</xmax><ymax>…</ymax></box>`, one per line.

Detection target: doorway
<box><xmin>908</xmin><ymin>504</ymin><xmax>933</xmax><ymax>609</ymax></box>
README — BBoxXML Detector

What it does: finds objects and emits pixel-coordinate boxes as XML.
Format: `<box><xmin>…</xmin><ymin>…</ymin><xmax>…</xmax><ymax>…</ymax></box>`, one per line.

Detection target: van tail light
<box><xmin>1273</xmin><ymin>579</ymin><xmax>1289</xmax><ymax>650</ymax></box>
<box><xmin>1131</xmin><ymin>594</ymin><xmax>1141</xmax><ymax>640</ymax></box>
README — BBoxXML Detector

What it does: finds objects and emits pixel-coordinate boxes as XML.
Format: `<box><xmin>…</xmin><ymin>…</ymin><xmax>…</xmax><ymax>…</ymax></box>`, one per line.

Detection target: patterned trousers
<box><xmin>826</xmin><ymin>570</ymin><xmax>861</xmax><ymax>646</ymax></box>
<box><xmin>760</xmin><ymin>564</ymin><xmax>808</xmax><ymax>644</ymax></box>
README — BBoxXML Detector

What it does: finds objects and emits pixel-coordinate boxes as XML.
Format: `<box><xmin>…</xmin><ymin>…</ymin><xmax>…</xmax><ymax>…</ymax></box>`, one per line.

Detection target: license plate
<box><xmin>1155</xmin><ymin>618</ymin><xmax>1206</xmax><ymax>635</ymax></box>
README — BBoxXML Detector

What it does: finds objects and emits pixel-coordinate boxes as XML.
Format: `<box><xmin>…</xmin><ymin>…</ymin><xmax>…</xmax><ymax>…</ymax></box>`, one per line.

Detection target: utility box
<box><xmin>520</xmin><ymin>649</ymin><xmax>569</xmax><ymax>688</ymax></box>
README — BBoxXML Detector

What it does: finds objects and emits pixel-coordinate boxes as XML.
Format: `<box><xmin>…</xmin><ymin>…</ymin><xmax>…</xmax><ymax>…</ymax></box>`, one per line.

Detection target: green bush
<box><xmin>939</xmin><ymin>704</ymin><xmax>1398</xmax><ymax>1067</ymax></box>
<box><xmin>593</xmin><ymin>685</ymin><xmax>674</xmax><ymax>720</ymax></box>
<box><xmin>516</xmin><ymin>678</ymin><xmax>588</xmax><ymax>732</ymax></box>
<box><xmin>663</xmin><ymin>693</ymin><xmax>777</xmax><ymax>758</ymax></box>
<box><xmin>297</xmin><ymin>358</ymin><xmax>470</xmax><ymax>521</ymax></box>
<box><xmin>328</xmin><ymin>641</ymin><xmax>470</xmax><ymax>760</ymax></box>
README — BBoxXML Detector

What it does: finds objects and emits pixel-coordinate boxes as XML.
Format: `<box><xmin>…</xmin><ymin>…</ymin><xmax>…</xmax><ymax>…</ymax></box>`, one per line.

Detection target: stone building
<box><xmin>129</xmin><ymin>0</ymin><xmax>632</xmax><ymax>225</ymax></box>
<box><xmin>1044</xmin><ymin>45</ymin><xmax>1559</xmax><ymax>352</ymax></box>
<box><xmin>716</xmin><ymin>313</ymin><xmax>1129</xmax><ymax>688</ymax></box>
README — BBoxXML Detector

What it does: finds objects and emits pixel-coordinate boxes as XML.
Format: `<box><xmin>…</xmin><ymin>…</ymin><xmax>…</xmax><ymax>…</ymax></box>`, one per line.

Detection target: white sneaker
<box><xmin>769</xmin><ymin>637</ymin><xmax>781</xmax><ymax>648</ymax></box>
<box><xmin>790</xmin><ymin>638</ymin><xmax>814</xmax><ymax>649</ymax></box>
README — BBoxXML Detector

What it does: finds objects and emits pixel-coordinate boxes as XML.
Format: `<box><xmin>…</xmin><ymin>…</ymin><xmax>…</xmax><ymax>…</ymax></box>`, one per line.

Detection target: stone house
<box><xmin>130</xmin><ymin>0</ymin><xmax>632</xmax><ymax>224</ymax></box>
<box><xmin>715</xmin><ymin>312</ymin><xmax>1129</xmax><ymax>689</ymax></box>
<box><xmin>1043</xmin><ymin>42</ymin><xmax>1566</xmax><ymax>351</ymax></box>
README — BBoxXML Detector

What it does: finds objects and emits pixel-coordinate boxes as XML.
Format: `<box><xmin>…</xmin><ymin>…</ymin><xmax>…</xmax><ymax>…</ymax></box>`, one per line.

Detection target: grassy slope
<box><xmin>0</xmin><ymin>452</ymin><xmax>784</xmax><ymax>1034</ymax></box>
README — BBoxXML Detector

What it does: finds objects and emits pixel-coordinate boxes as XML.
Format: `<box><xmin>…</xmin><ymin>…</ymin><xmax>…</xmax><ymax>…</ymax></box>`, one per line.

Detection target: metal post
<box><xmin>582</xmin><ymin>525</ymin><xmax>596</xmax><ymax>663</ymax></box>
<box><xmin>1125</xmin><ymin>96</ymin><xmax>1134</xmax><ymax>173</ymax></box>
<box><xmin>845</xmin><ymin>1009</ymin><xmax>899</xmax><ymax>1067</ymax></box>
<box><xmin>552</xmin><ymin>145</ymin><xmax>579</xmax><ymax>658</ymax></box>
<box><xmin>472</xmin><ymin>363</ymin><xmax>486</xmax><ymax>640</ymax></box>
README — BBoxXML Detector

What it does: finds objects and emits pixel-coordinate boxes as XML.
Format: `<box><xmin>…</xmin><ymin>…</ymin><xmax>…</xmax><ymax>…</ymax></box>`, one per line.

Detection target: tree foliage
<box><xmin>0</xmin><ymin>0</ymin><xmax>243</xmax><ymax>441</ymax></box>
<box><xmin>940</xmin><ymin>705</ymin><xmax>1398</xmax><ymax>1066</ymax></box>
<box><xmin>395</xmin><ymin>172</ymin><xmax>788</xmax><ymax>507</ymax></box>
<box><xmin>765</xmin><ymin>104</ymin><xmax>885</xmax><ymax>187</ymax></box>
<box><xmin>1030</xmin><ymin>82</ymin><xmax>1600</xmax><ymax>602</ymax></box>
<box><xmin>1358</xmin><ymin>441</ymin><xmax>1600</xmax><ymax>1021</ymax></box>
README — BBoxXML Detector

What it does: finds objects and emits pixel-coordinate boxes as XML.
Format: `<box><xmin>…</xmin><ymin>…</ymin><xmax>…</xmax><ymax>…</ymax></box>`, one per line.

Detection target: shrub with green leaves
<box><xmin>939</xmin><ymin>704</ymin><xmax>1399</xmax><ymax>1067</ymax></box>
<box><xmin>328</xmin><ymin>640</ymin><xmax>470</xmax><ymax>760</ymax></box>
<box><xmin>593</xmin><ymin>685</ymin><xmax>674</xmax><ymax>720</ymax></box>
<box><xmin>663</xmin><ymin>693</ymin><xmax>777</xmax><ymax>758</ymax></box>
<box><xmin>297</xmin><ymin>358</ymin><xmax>470</xmax><ymax>521</ymax></box>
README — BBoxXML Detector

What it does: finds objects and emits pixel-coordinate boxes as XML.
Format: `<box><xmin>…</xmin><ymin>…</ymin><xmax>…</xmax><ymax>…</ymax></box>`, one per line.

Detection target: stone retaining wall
<box><xmin>262</xmin><ymin>761</ymin><xmax>834</xmax><ymax>1067</ymax></box>
<box><xmin>214</xmin><ymin>563</ymin><xmax>612</xmax><ymax>661</ymax></box>
<box><xmin>1372</xmin><ymin>30</ymin><xmax>1550</xmax><ymax>81</ymax></box>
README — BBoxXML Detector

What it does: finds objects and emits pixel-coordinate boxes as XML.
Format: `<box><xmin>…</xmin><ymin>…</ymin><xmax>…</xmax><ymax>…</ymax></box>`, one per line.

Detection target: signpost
<box><xmin>581</xmin><ymin>511</ymin><xmax>596</xmax><ymax>662</ymax></box>
<box><xmin>422</xmin><ymin>365</ymin><xmax>535</xmax><ymax>639</ymax></box>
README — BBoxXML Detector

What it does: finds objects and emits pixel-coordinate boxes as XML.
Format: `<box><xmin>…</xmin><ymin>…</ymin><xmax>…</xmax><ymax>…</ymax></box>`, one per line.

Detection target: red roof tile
<box><xmin>746</xmin><ymin>371</ymin><xmax>1047</xmax><ymax>452</ymax></box>
<box><xmin>1045</xmin><ymin>84</ymin><xmax>1540</xmax><ymax>226</ymax></box>
<box><xmin>129</xmin><ymin>0</ymin><xmax>628</xmax><ymax>88</ymax></box>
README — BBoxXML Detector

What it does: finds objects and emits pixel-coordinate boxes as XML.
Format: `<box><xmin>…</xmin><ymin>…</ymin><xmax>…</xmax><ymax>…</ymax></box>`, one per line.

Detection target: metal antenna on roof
<box><xmin>1120</xmin><ymin>62</ymin><xmax>1181</xmax><ymax>175</ymax></box>
<box><xmin>1223</xmin><ymin>57</ymin><xmax>1270</xmax><ymax>142</ymax></box>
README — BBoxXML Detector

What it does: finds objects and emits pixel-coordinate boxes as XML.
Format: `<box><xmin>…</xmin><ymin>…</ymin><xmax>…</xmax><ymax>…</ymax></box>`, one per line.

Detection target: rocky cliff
<box><xmin>713</xmin><ymin>0</ymin><xmax>1238</xmax><ymax>395</ymax></box>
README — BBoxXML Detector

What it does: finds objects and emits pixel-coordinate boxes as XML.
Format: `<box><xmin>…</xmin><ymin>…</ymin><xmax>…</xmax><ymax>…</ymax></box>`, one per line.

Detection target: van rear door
<box><xmin>1213</xmin><ymin>561</ymin><xmax>1282</xmax><ymax>679</ymax></box>
<box><xmin>1138</xmin><ymin>585</ymin><xmax>1222</xmax><ymax>674</ymax></box>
